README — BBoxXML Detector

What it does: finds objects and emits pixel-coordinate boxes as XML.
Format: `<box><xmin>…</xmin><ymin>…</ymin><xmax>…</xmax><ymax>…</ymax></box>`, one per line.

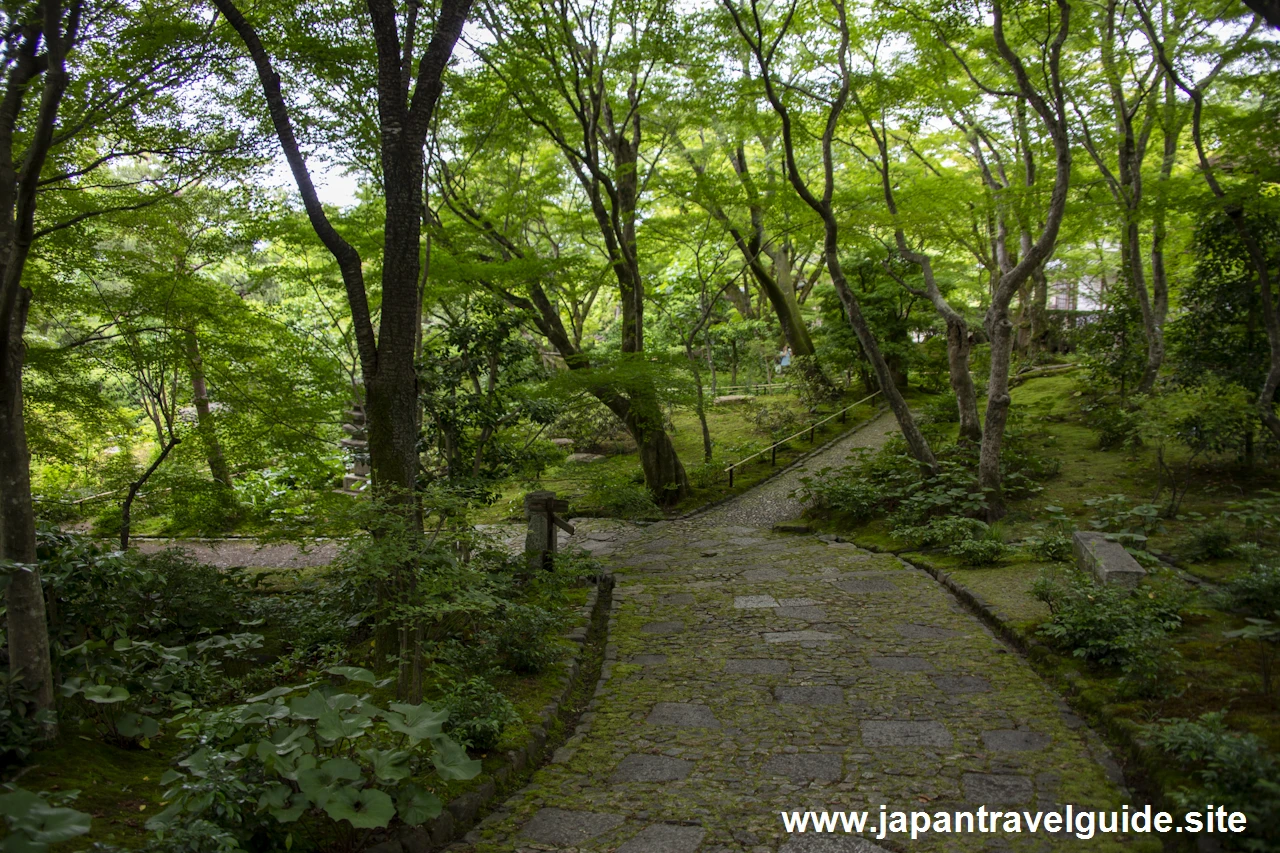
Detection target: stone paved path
<box><xmin>452</xmin><ymin>412</ymin><xmax>1153</xmax><ymax>853</ymax></box>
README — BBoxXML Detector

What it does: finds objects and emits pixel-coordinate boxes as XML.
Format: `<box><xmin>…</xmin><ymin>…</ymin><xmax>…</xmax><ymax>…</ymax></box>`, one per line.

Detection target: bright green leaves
<box><xmin>395</xmin><ymin>784</ymin><xmax>443</xmax><ymax>826</ymax></box>
<box><xmin>431</xmin><ymin>736</ymin><xmax>483</xmax><ymax>780</ymax></box>
<box><xmin>0</xmin><ymin>788</ymin><xmax>92</xmax><ymax>853</ymax></box>
<box><xmin>155</xmin><ymin>684</ymin><xmax>479</xmax><ymax>839</ymax></box>
<box><xmin>322</xmin><ymin>786</ymin><xmax>395</xmax><ymax>829</ymax></box>
<box><xmin>385</xmin><ymin>702</ymin><xmax>449</xmax><ymax>743</ymax></box>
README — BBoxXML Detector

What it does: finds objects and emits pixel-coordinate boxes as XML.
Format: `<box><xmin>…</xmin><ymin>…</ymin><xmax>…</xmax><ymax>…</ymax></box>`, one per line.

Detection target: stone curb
<box><xmin>873</xmin><ymin>545</ymin><xmax>1183</xmax><ymax>830</ymax></box>
<box><xmin>365</xmin><ymin>574</ymin><xmax>615</xmax><ymax>853</ymax></box>
<box><xmin>673</xmin><ymin>404</ymin><xmax>889</xmax><ymax>522</ymax></box>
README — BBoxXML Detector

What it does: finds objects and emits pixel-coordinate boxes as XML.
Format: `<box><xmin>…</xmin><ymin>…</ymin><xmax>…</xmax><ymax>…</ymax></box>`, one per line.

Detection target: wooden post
<box><xmin>524</xmin><ymin>490</ymin><xmax>574</xmax><ymax>570</ymax></box>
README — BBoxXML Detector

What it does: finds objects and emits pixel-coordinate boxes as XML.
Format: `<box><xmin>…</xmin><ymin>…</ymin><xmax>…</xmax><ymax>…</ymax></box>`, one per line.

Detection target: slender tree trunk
<box><xmin>1</xmin><ymin>291</ymin><xmax>54</xmax><ymax>731</ymax></box>
<box><xmin>184</xmin><ymin>330</ymin><xmax>232</xmax><ymax>487</ymax></box>
<box><xmin>946</xmin><ymin>317</ymin><xmax>983</xmax><ymax>443</ymax></box>
<box><xmin>687</xmin><ymin>344</ymin><xmax>712</xmax><ymax>463</ymax></box>
<box><xmin>120</xmin><ymin>435</ymin><xmax>181</xmax><ymax>550</ymax></box>
<box><xmin>978</xmin><ymin>308</ymin><xmax>1016</xmax><ymax>516</ymax></box>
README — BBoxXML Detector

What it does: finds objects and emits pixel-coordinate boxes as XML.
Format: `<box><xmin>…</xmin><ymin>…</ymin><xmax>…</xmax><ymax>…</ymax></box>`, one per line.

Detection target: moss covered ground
<box><xmin>809</xmin><ymin>372</ymin><xmax>1280</xmax><ymax>830</ymax></box>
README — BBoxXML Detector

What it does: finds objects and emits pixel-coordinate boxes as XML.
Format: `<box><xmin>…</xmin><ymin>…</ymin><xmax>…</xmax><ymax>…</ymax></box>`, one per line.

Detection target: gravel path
<box><xmin>434</xmin><ymin>411</ymin><xmax>1153</xmax><ymax>853</ymax></box>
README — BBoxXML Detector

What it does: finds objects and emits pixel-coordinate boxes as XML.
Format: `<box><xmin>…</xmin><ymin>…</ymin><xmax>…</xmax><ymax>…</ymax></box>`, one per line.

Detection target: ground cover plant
<box><xmin>802</xmin><ymin>372</ymin><xmax>1280</xmax><ymax>849</ymax></box>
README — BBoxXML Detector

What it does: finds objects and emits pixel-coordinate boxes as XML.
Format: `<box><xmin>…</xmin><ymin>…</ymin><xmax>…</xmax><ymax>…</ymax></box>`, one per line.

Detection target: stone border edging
<box><xmin>674</xmin><ymin>405</ymin><xmax>889</xmax><ymax>522</ymax></box>
<box><xmin>367</xmin><ymin>573</ymin><xmax>615</xmax><ymax>853</ymax></box>
<box><xmin>875</xmin><ymin>545</ymin><xmax>1185</xmax><ymax>842</ymax></box>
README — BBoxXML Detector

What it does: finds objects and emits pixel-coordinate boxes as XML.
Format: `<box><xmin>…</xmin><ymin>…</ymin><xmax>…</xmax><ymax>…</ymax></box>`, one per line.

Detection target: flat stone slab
<box><xmin>741</xmin><ymin>568</ymin><xmax>788</xmax><ymax>582</ymax></box>
<box><xmin>566</xmin><ymin>453</ymin><xmax>605</xmax><ymax>463</ymax></box>
<box><xmin>659</xmin><ymin>593</ymin><xmax>695</xmax><ymax>605</ymax></box>
<box><xmin>962</xmin><ymin>772</ymin><xmax>1035</xmax><ymax>804</ymax></box>
<box><xmin>869</xmin><ymin>656</ymin><xmax>934</xmax><ymax>672</ymax></box>
<box><xmin>764</xmin><ymin>752</ymin><xmax>843</xmax><ymax>782</ymax></box>
<box><xmin>778</xmin><ymin>597</ymin><xmax>819</xmax><ymax>606</ymax></box>
<box><xmin>775</xmin><ymin>685</ymin><xmax>844</xmax><ymax>706</ymax></box>
<box><xmin>931</xmin><ymin>675</ymin><xmax>990</xmax><ymax>693</ymax></box>
<box><xmin>617</xmin><ymin>823</ymin><xmax>706</xmax><ymax>853</ymax></box>
<box><xmin>520</xmin><ymin>808</ymin><xmax>626</xmax><ymax>846</ymax></box>
<box><xmin>982</xmin><ymin>730</ymin><xmax>1051</xmax><ymax>752</ymax></box>
<box><xmin>774</xmin><ymin>605</ymin><xmax>827</xmax><ymax>621</ymax></box>
<box><xmin>611</xmin><ymin>753</ymin><xmax>695</xmax><ymax>782</ymax></box>
<box><xmin>724</xmin><ymin>658</ymin><xmax>791</xmax><ymax>674</ymax></box>
<box><xmin>641</xmin><ymin>621</ymin><xmax>685</xmax><ymax>634</ymax></box>
<box><xmin>861</xmin><ymin>720</ymin><xmax>953</xmax><ymax>748</ymax></box>
<box><xmin>834</xmin><ymin>577</ymin><xmax>897</xmax><ymax>593</ymax></box>
<box><xmin>734</xmin><ymin>595</ymin><xmax>778</xmax><ymax>609</ymax></box>
<box><xmin>763</xmin><ymin>630</ymin><xmax>841</xmax><ymax>644</ymax></box>
<box><xmin>646</xmin><ymin>702</ymin><xmax>720</xmax><ymax>728</ymax></box>
<box><xmin>779</xmin><ymin>837</ymin><xmax>892</xmax><ymax>853</ymax></box>
<box><xmin>630</xmin><ymin>654</ymin><xmax>668</xmax><ymax>666</ymax></box>
<box><xmin>896</xmin><ymin>623</ymin><xmax>963</xmax><ymax>640</ymax></box>
<box><xmin>1072</xmin><ymin>530</ymin><xmax>1146</xmax><ymax>588</ymax></box>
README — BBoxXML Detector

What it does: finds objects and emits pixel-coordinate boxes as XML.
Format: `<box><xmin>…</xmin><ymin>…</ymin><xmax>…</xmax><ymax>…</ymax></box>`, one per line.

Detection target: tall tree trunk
<box><xmin>946</xmin><ymin>317</ymin><xmax>983</xmax><ymax>443</ymax></box>
<box><xmin>1</xmin><ymin>291</ymin><xmax>54</xmax><ymax>731</ymax></box>
<box><xmin>184</xmin><ymin>329</ymin><xmax>232</xmax><ymax>488</ymax></box>
<box><xmin>0</xmin><ymin>0</ymin><xmax>85</xmax><ymax>734</ymax></box>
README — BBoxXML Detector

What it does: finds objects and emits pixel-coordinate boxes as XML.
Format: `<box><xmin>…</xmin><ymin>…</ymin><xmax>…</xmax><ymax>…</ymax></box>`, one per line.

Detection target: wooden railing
<box><xmin>723</xmin><ymin>390</ymin><xmax>881</xmax><ymax>487</ymax></box>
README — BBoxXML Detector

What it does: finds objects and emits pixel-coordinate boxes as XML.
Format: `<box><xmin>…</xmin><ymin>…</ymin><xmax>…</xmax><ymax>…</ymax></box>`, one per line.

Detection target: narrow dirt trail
<box><xmin>441</xmin><ymin>412</ymin><xmax>1151</xmax><ymax>853</ymax></box>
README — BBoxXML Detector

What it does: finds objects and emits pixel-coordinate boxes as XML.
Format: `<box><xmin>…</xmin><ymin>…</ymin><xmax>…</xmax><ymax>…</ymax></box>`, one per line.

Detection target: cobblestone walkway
<box><xmin>454</xmin><ymin>413</ymin><xmax>1152</xmax><ymax>853</ymax></box>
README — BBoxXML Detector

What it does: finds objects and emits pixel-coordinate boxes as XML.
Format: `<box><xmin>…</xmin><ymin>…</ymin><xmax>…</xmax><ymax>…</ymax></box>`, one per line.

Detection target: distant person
<box><xmin>779</xmin><ymin>345</ymin><xmax>792</xmax><ymax>370</ymax></box>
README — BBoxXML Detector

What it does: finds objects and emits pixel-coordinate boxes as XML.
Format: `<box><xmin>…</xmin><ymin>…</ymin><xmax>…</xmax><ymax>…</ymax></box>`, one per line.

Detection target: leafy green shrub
<box><xmin>152</xmin><ymin>670</ymin><xmax>480</xmax><ymax>847</ymax></box>
<box><xmin>0</xmin><ymin>786</ymin><xmax>91</xmax><ymax>853</ymax></box>
<box><xmin>749</xmin><ymin>402</ymin><xmax>803</xmax><ymax>440</ymax></box>
<box><xmin>125</xmin><ymin>549</ymin><xmax>248</xmax><ymax>641</ymax></box>
<box><xmin>920</xmin><ymin>392</ymin><xmax>960</xmax><ymax>425</ymax></box>
<box><xmin>1032</xmin><ymin>571</ymin><xmax>1183</xmax><ymax>695</ymax></box>
<box><xmin>1024</xmin><ymin>535</ymin><xmax>1073</xmax><ymax>562</ymax></box>
<box><xmin>1220</xmin><ymin>564</ymin><xmax>1280</xmax><ymax>619</ymax></box>
<box><xmin>948</xmin><ymin>537</ymin><xmax>1008</xmax><ymax>567</ymax></box>
<box><xmin>441</xmin><ymin>676</ymin><xmax>519</xmax><ymax>751</ymax></box>
<box><xmin>1135</xmin><ymin>379</ymin><xmax>1255</xmax><ymax>516</ymax></box>
<box><xmin>0</xmin><ymin>672</ymin><xmax>53</xmax><ymax>767</ymax></box>
<box><xmin>495</xmin><ymin>604</ymin><xmax>565</xmax><ymax>674</ymax></box>
<box><xmin>579</xmin><ymin>471</ymin><xmax>660</xmax><ymax>519</ymax></box>
<box><xmin>1078</xmin><ymin>398</ymin><xmax>1139</xmax><ymax>450</ymax></box>
<box><xmin>1083</xmin><ymin>494</ymin><xmax>1163</xmax><ymax>549</ymax></box>
<box><xmin>1223</xmin><ymin>613</ymin><xmax>1280</xmax><ymax>696</ymax></box>
<box><xmin>687</xmin><ymin>461</ymin><xmax>724</xmax><ymax>489</ymax></box>
<box><xmin>550</xmin><ymin>402</ymin><xmax>630</xmax><ymax>454</ymax></box>
<box><xmin>893</xmin><ymin>516</ymin><xmax>988</xmax><ymax>548</ymax></box>
<box><xmin>1177</xmin><ymin>521</ymin><xmax>1234</xmax><ymax>561</ymax></box>
<box><xmin>60</xmin><ymin>633</ymin><xmax>263</xmax><ymax>746</ymax></box>
<box><xmin>1144</xmin><ymin>712</ymin><xmax>1280</xmax><ymax>851</ymax></box>
<box><xmin>167</xmin><ymin>475</ymin><xmax>241</xmax><ymax>534</ymax></box>
<box><xmin>1221</xmin><ymin>490</ymin><xmax>1280</xmax><ymax>544</ymax></box>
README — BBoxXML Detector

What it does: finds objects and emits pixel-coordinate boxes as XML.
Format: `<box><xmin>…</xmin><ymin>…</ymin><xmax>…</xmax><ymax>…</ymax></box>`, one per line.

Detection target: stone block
<box><xmin>1072</xmin><ymin>531</ymin><xmax>1146</xmax><ymax>588</ymax></box>
<box><xmin>861</xmin><ymin>720</ymin><xmax>953</xmax><ymax>748</ymax></box>
<box><xmin>930</xmin><ymin>675</ymin><xmax>990</xmax><ymax>694</ymax></box>
<box><xmin>611</xmin><ymin>753</ymin><xmax>695</xmax><ymax>782</ymax></box>
<box><xmin>774</xmin><ymin>605</ymin><xmax>827</xmax><ymax>621</ymax></box>
<box><xmin>869</xmin><ymin>656</ymin><xmax>934</xmax><ymax>672</ymax></box>
<box><xmin>618</xmin><ymin>824</ymin><xmax>706</xmax><ymax>853</ymax></box>
<box><xmin>734</xmin><ymin>595</ymin><xmax>778</xmax><ymax>609</ymax></box>
<box><xmin>775</xmin><ymin>685</ymin><xmax>844</xmax><ymax>706</ymax></box>
<box><xmin>520</xmin><ymin>808</ymin><xmax>626</xmax><ymax>846</ymax></box>
<box><xmin>724</xmin><ymin>658</ymin><xmax>790</xmax><ymax>674</ymax></box>
<box><xmin>641</xmin><ymin>621</ymin><xmax>685</xmax><ymax>634</ymax></box>
<box><xmin>764</xmin><ymin>752</ymin><xmax>843</xmax><ymax>782</ymax></box>
<box><xmin>982</xmin><ymin>730</ymin><xmax>1050</xmax><ymax>752</ymax></box>
<box><xmin>962</xmin><ymin>773</ymin><xmax>1034</xmax><ymax>804</ymax></box>
<box><xmin>646</xmin><ymin>702</ymin><xmax>721</xmax><ymax>728</ymax></box>
<box><xmin>763</xmin><ymin>630</ymin><xmax>840</xmax><ymax>644</ymax></box>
